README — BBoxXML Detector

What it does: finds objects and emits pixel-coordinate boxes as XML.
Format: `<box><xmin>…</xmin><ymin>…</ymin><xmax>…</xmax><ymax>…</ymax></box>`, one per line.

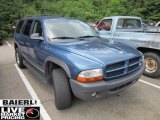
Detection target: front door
<box><xmin>97</xmin><ymin>19</ymin><xmax>112</xmax><ymax>39</ymax></box>
<box><xmin>28</xmin><ymin>20</ymin><xmax>46</xmax><ymax>71</ymax></box>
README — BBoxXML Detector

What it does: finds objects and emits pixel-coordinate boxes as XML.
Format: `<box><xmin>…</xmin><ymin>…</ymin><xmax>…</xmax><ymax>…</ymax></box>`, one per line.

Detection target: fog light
<box><xmin>92</xmin><ymin>92</ymin><xmax>96</xmax><ymax>97</ymax></box>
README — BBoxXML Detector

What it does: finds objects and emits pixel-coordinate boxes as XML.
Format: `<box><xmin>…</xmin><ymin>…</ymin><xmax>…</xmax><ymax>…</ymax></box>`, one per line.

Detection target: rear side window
<box><xmin>117</xmin><ymin>19</ymin><xmax>141</xmax><ymax>29</ymax></box>
<box><xmin>16</xmin><ymin>20</ymin><xmax>24</xmax><ymax>33</ymax></box>
<box><xmin>22</xmin><ymin>20</ymin><xmax>33</xmax><ymax>36</ymax></box>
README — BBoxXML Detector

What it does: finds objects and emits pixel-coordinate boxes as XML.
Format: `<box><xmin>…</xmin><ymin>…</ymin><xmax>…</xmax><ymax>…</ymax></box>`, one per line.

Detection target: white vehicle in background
<box><xmin>96</xmin><ymin>16</ymin><xmax>160</xmax><ymax>78</ymax></box>
<box><xmin>155</xmin><ymin>21</ymin><xmax>160</xmax><ymax>27</ymax></box>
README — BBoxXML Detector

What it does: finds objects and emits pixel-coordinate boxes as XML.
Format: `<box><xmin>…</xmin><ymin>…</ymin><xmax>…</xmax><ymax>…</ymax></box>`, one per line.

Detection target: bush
<box><xmin>0</xmin><ymin>30</ymin><xmax>8</xmax><ymax>39</ymax></box>
<box><xmin>0</xmin><ymin>0</ymin><xmax>159</xmax><ymax>39</ymax></box>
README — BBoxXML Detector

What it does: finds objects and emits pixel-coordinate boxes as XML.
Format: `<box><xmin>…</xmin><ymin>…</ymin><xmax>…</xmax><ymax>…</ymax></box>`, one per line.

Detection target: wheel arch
<box><xmin>14</xmin><ymin>43</ymin><xmax>18</xmax><ymax>49</ymax></box>
<box><xmin>44</xmin><ymin>57</ymin><xmax>71</xmax><ymax>82</ymax></box>
<box><xmin>137</xmin><ymin>47</ymin><xmax>160</xmax><ymax>56</ymax></box>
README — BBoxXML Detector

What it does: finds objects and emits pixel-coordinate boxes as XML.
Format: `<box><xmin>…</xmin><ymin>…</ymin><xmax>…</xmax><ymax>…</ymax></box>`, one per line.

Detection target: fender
<box><xmin>45</xmin><ymin>56</ymin><xmax>71</xmax><ymax>78</ymax></box>
<box><xmin>137</xmin><ymin>47</ymin><xmax>160</xmax><ymax>54</ymax></box>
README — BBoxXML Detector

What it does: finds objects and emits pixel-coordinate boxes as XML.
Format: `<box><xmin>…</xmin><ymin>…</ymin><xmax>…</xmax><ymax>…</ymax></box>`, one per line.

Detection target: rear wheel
<box><xmin>144</xmin><ymin>52</ymin><xmax>160</xmax><ymax>78</ymax></box>
<box><xmin>52</xmin><ymin>68</ymin><xmax>72</xmax><ymax>110</ymax></box>
<box><xmin>15</xmin><ymin>48</ymin><xmax>25</xmax><ymax>68</ymax></box>
<box><xmin>0</xmin><ymin>41</ymin><xmax>2</xmax><ymax>46</ymax></box>
<box><xmin>0</xmin><ymin>37</ymin><xmax>2</xmax><ymax>46</ymax></box>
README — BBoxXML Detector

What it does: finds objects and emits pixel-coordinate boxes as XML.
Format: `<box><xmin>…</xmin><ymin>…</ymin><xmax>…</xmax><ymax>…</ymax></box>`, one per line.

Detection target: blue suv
<box><xmin>14</xmin><ymin>16</ymin><xmax>145</xmax><ymax>110</ymax></box>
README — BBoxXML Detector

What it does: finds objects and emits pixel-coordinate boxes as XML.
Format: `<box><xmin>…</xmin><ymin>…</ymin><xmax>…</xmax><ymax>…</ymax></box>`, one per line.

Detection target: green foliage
<box><xmin>0</xmin><ymin>0</ymin><xmax>159</xmax><ymax>38</ymax></box>
<box><xmin>0</xmin><ymin>0</ymin><xmax>23</xmax><ymax>38</ymax></box>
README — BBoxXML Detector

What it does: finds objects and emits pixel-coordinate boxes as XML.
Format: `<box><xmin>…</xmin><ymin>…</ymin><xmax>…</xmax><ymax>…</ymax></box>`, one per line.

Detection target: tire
<box><xmin>0</xmin><ymin>41</ymin><xmax>2</xmax><ymax>46</ymax></box>
<box><xmin>144</xmin><ymin>52</ymin><xmax>160</xmax><ymax>78</ymax></box>
<box><xmin>15</xmin><ymin>48</ymin><xmax>25</xmax><ymax>68</ymax></box>
<box><xmin>52</xmin><ymin>68</ymin><xmax>72</xmax><ymax>110</ymax></box>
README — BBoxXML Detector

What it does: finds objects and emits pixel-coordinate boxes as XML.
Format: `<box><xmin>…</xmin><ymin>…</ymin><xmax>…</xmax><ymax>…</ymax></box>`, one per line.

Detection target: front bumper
<box><xmin>70</xmin><ymin>63</ymin><xmax>145</xmax><ymax>100</ymax></box>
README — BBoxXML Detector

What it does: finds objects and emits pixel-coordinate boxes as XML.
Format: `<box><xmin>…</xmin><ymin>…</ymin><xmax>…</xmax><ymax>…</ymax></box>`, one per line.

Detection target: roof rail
<box><xmin>22</xmin><ymin>14</ymin><xmax>51</xmax><ymax>18</ymax></box>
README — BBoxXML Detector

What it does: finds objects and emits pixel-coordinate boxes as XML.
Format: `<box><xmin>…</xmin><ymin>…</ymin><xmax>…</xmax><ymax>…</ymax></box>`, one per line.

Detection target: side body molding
<box><xmin>45</xmin><ymin>56</ymin><xmax>71</xmax><ymax>78</ymax></box>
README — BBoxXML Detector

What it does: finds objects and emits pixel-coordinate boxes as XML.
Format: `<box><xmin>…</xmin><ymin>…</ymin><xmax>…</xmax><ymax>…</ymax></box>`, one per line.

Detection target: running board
<box><xmin>23</xmin><ymin>60</ymin><xmax>48</xmax><ymax>84</ymax></box>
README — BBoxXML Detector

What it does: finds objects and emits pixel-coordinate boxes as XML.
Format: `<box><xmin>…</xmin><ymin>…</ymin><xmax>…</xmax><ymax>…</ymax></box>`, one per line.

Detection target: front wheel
<box><xmin>144</xmin><ymin>52</ymin><xmax>160</xmax><ymax>78</ymax></box>
<box><xmin>52</xmin><ymin>68</ymin><xmax>72</xmax><ymax>110</ymax></box>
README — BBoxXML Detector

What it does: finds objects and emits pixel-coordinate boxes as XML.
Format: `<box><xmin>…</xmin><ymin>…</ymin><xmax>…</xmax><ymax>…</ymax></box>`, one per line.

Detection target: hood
<box><xmin>51</xmin><ymin>38</ymin><xmax>141</xmax><ymax>65</ymax></box>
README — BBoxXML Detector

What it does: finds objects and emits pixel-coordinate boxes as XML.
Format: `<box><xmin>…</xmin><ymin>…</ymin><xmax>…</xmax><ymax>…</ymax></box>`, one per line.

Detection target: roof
<box><xmin>22</xmin><ymin>15</ymin><xmax>78</xmax><ymax>21</ymax></box>
<box><xmin>103</xmin><ymin>16</ymin><xmax>141</xmax><ymax>20</ymax></box>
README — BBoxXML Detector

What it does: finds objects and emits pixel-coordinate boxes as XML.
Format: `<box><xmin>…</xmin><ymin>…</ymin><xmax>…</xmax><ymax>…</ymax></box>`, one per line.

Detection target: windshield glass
<box><xmin>45</xmin><ymin>19</ymin><xmax>98</xmax><ymax>39</ymax></box>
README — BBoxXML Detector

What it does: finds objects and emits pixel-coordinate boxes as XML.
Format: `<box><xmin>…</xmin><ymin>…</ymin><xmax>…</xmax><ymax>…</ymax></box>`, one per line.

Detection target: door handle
<box><xmin>25</xmin><ymin>43</ymin><xmax>31</xmax><ymax>47</ymax></box>
<box><xmin>114</xmin><ymin>34</ymin><xmax>120</xmax><ymax>37</ymax></box>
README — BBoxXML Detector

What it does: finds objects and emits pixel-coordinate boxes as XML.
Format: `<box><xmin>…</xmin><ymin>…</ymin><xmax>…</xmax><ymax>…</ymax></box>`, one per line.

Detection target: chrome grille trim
<box><xmin>105</xmin><ymin>57</ymin><xmax>141</xmax><ymax>80</ymax></box>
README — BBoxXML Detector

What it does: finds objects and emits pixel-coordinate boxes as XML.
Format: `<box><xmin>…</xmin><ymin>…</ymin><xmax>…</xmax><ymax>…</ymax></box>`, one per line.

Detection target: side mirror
<box><xmin>13</xmin><ymin>26</ymin><xmax>16</xmax><ymax>30</ymax></box>
<box><xmin>94</xmin><ymin>27</ymin><xmax>99</xmax><ymax>33</ymax></box>
<box><xmin>30</xmin><ymin>33</ymin><xmax>43</xmax><ymax>41</ymax></box>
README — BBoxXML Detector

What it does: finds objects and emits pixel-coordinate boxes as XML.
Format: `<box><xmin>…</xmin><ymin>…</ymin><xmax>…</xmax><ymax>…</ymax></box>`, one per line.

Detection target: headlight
<box><xmin>76</xmin><ymin>69</ymin><xmax>103</xmax><ymax>82</ymax></box>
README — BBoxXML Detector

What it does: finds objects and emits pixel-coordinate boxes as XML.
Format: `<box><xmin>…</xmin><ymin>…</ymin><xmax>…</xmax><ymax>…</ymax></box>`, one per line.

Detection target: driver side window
<box><xmin>32</xmin><ymin>20</ymin><xmax>42</xmax><ymax>36</ymax></box>
<box><xmin>97</xmin><ymin>19</ymin><xmax>112</xmax><ymax>31</ymax></box>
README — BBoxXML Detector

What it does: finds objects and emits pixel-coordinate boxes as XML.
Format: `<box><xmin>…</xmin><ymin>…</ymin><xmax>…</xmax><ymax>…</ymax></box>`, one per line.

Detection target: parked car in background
<box><xmin>14</xmin><ymin>16</ymin><xmax>145</xmax><ymax>110</ymax></box>
<box><xmin>144</xmin><ymin>22</ymin><xmax>160</xmax><ymax>32</ymax></box>
<box><xmin>0</xmin><ymin>37</ymin><xmax>2</xmax><ymax>46</ymax></box>
<box><xmin>145</xmin><ymin>26</ymin><xmax>160</xmax><ymax>32</ymax></box>
<box><xmin>96</xmin><ymin>16</ymin><xmax>160</xmax><ymax>78</ymax></box>
<box><xmin>155</xmin><ymin>21</ymin><xmax>160</xmax><ymax>27</ymax></box>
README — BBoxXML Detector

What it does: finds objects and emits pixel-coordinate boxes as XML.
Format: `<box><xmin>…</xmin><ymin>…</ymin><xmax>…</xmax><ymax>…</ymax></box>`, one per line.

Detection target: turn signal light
<box><xmin>76</xmin><ymin>69</ymin><xmax>103</xmax><ymax>83</ymax></box>
<box><xmin>77</xmin><ymin>76</ymin><xmax>103</xmax><ymax>83</ymax></box>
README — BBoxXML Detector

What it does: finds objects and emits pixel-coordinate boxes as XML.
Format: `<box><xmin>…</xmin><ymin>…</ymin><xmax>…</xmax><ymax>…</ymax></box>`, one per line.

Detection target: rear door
<box><xmin>14</xmin><ymin>20</ymin><xmax>25</xmax><ymax>52</ymax></box>
<box><xmin>21</xmin><ymin>20</ymin><xmax>33</xmax><ymax>59</ymax></box>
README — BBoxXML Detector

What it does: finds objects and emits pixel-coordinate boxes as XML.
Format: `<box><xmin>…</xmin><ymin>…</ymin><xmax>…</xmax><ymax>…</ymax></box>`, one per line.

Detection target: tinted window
<box><xmin>117</xmin><ymin>19</ymin><xmax>141</xmax><ymax>29</ymax></box>
<box><xmin>32</xmin><ymin>21</ymin><xmax>42</xmax><ymax>36</ymax></box>
<box><xmin>97</xmin><ymin>19</ymin><xmax>112</xmax><ymax>31</ymax></box>
<box><xmin>23</xmin><ymin>20</ymin><xmax>33</xmax><ymax>36</ymax></box>
<box><xmin>16</xmin><ymin>20</ymin><xmax>24</xmax><ymax>33</ymax></box>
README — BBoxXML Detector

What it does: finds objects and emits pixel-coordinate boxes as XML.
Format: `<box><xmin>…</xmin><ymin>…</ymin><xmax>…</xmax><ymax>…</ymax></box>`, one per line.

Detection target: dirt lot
<box><xmin>0</xmin><ymin>40</ymin><xmax>160</xmax><ymax>120</ymax></box>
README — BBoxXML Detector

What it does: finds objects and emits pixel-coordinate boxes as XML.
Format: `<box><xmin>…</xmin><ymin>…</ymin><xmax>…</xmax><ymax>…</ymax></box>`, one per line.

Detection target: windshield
<box><xmin>45</xmin><ymin>19</ymin><xmax>98</xmax><ymax>39</ymax></box>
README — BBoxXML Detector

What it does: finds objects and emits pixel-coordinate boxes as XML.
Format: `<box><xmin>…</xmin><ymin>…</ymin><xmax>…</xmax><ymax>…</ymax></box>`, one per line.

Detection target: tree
<box><xmin>0</xmin><ymin>0</ymin><xmax>159</xmax><ymax>38</ymax></box>
<box><xmin>0</xmin><ymin>0</ymin><xmax>24</xmax><ymax>38</ymax></box>
<box><xmin>142</xmin><ymin>0</ymin><xmax>160</xmax><ymax>21</ymax></box>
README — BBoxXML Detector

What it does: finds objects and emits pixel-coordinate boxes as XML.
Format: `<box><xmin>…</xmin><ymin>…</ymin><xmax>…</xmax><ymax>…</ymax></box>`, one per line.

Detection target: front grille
<box><xmin>107</xmin><ymin>61</ymin><xmax>125</xmax><ymax>71</ymax></box>
<box><xmin>128</xmin><ymin>64</ymin><xmax>140</xmax><ymax>72</ymax></box>
<box><xmin>129</xmin><ymin>57</ymin><xmax>140</xmax><ymax>65</ymax></box>
<box><xmin>105</xmin><ymin>57</ymin><xmax>141</xmax><ymax>80</ymax></box>
<box><xmin>107</xmin><ymin>69</ymin><xmax>125</xmax><ymax>77</ymax></box>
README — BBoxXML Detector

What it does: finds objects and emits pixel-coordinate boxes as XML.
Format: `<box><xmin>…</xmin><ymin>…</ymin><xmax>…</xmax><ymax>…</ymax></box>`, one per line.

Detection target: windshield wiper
<box><xmin>52</xmin><ymin>37</ymin><xmax>76</xmax><ymax>39</ymax></box>
<box><xmin>77</xmin><ymin>35</ymin><xmax>100</xmax><ymax>38</ymax></box>
<box><xmin>51</xmin><ymin>36</ymin><xmax>100</xmax><ymax>40</ymax></box>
